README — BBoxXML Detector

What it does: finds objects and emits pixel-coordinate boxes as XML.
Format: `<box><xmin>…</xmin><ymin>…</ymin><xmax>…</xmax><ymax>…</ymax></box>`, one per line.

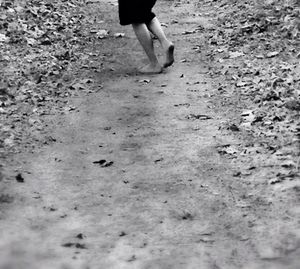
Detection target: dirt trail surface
<box><xmin>1</xmin><ymin>0</ymin><xmax>299</xmax><ymax>268</ymax></box>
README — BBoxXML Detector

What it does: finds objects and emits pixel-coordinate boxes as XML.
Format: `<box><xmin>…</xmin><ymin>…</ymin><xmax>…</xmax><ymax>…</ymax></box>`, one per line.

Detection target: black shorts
<box><xmin>118</xmin><ymin>0</ymin><xmax>157</xmax><ymax>26</ymax></box>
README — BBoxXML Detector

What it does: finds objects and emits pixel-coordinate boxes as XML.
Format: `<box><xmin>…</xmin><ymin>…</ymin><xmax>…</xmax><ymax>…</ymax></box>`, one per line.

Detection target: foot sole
<box><xmin>138</xmin><ymin>65</ymin><xmax>163</xmax><ymax>75</ymax></box>
<box><xmin>163</xmin><ymin>44</ymin><xmax>175</xmax><ymax>68</ymax></box>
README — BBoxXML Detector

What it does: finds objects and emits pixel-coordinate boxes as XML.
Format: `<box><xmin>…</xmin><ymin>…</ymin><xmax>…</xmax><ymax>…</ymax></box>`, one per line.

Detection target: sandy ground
<box><xmin>0</xmin><ymin>0</ymin><xmax>299</xmax><ymax>268</ymax></box>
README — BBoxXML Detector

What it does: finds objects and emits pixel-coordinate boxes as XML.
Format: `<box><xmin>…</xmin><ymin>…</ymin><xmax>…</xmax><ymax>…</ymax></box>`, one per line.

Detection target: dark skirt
<box><xmin>118</xmin><ymin>0</ymin><xmax>157</xmax><ymax>26</ymax></box>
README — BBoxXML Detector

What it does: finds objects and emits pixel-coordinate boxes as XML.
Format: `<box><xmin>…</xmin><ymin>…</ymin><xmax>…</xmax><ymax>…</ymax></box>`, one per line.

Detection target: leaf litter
<box><xmin>0</xmin><ymin>0</ymin><xmax>299</xmax><ymax>267</ymax></box>
<box><xmin>0</xmin><ymin>0</ymin><xmax>104</xmax><ymax>156</ymax></box>
<box><xmin>201</xmin><ymin>0</ymin><xmax>300</xmax><ymax>186</ymax></box>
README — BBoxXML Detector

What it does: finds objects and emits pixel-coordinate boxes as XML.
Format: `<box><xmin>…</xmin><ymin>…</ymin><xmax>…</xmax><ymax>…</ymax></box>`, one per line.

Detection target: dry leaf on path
<box><xmin>96</xmin><ymin>30</ymin><xmax>109</xmax><ymax>39</ymax></box>
<box><xmin>186</xmin><ymin>114</ymin><xmax>213</xmax><ymax>120</ymax></box>
<box><xmin>114</xmin><ymin>33</ymin><xmax>125</xmax><ymax>38</ymax></box>
<box><xmin>229</xmin><ymin>51</ymin><xmax>245</xmax><ymax>58</ymax></box>
<box><xmin>266</xmin><ymin>51</ymin><xmax>280</xmax><ymax>58</ymax></box>
<box><xmin>0</xmin><ymin>33</ymin><xmax>8</xmax><ymax>42</ymax></box>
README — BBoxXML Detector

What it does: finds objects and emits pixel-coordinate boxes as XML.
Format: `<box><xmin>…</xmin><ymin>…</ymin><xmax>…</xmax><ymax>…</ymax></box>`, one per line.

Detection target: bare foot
<box><xmin>139</xmin><ymin>63</ymin><xmax>163</xmax><ymax>74</ymax></box>
<box><xmin>163</xmin><ymin>43</ymin><xmax>175</xmax><ymax>68</ymax></box>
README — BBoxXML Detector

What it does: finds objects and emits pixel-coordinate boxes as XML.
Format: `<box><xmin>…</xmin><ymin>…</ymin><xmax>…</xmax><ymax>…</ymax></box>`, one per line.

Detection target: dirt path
<box><xmin>1</xmin><ymin>1</ymin><xmax>299</xmax><ymax>269</ymax></box>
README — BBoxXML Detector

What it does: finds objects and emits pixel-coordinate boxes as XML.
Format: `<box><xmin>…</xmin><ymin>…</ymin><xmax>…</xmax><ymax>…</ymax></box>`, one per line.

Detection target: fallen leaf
<box><xmin>114</xmin><ymin>33</ymin><xmax>125</xmax><ymax>38</ymax></box>
<box><xmin>217</xmin><ymin>145</ymin><xmax>238</xmax><ymax>156</ymax></box>
<box><xmin>285</xmin><ymin>100</ymin><xmax>300</xmax><ymax>111</ymax></box>
<box><xmin>182</xmin><ymin>29</ymin><xmax>197</xmax><ymax>35</ymax></box>
<box><xmin>236</xmin><ymin>81</ymin><xmax>252</xmax><ymax>87</ymax></box>
<box><xmin>241</xmin><ymin>110</ymin><xmax>255</xmax><ymax>123</ymax></box>
<box><xmin>266</xmin><ymin>51</ymin><xmax>280</xmax><ymax>58</ymax></box>
<box><xmin>76</xmin><ymin>233</ymin><xmax>84</xmax><ymax>239</ymax></box>
<box><xmin>281</xmin><ymin>160</ymin><xmax>296</xmax><ymax>168</ymax></box>
<box><xmin>174</xmin><ymin>103</ymin><xmax>190</xmax><ymax>108</ymax></box>
<box><xmin>154</xmin><ymin>158</ymin><xmax>164</xmax><ymax>163</ymax></box>
<box><xmin>0</xmin><ymin>33</ymin><xmax>9</xmax><ymax>42</ymax></box>
<box><xmin>269</xmin><ymin>177</ymin><xmax>282</xmax><ymax>185</ymax></box>
<box><xmin>96</xmin><ymin>29</ymin><xmax>109</xmax><ymax>39</ymax></box>
<box><xmin>93</xmin><ymin>160</ymin><xmax>114</xmax><ymax>167</ymax></box>
<box><xmin>229</xmin><ymin>51</ymin><xmax>245</xmax><ymax>58</ymax></box>
<box><xmin>16</xmin><ymin>173</ymin><xmax>24</xmax><ymax>183</ymax></box>
<box><xmin>62</xmin><ymin>243</ymin><xmax>87</xmax><ymax>249</ymax></box>
<box><xmin>186</xmin><ymin>114</ymin><xmax>213</xmax><ymax>120</ymax></box>
<box><xmin>227</xmin><ymin>124</ymin><xmax>240</xmax><ymax>132</ymax></box>
<box><xmin>139</xmin><ymin>79</ymin><xmax>151</xmax><ymax>83</ymax></box>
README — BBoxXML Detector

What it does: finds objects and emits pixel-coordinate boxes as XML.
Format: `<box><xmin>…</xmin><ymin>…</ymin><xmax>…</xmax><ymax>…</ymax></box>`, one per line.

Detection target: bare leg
<box><xmin>147</xmin><ymin>17</ymin><xmax>174</xmax><ymax>68</ymax></box>
<box><xmin>132</xmin><ymin>23</ymin><xmax>162</xmax><ymax>74</ymax></box>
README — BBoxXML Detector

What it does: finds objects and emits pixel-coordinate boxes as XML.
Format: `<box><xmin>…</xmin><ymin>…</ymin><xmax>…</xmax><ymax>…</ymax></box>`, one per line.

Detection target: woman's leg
<box><xmin>132</xmin><ymin>23</ymin><xmax>162</xmax><ymax>73</ymax></box>
<box><xmin>146</xmin><ymin>17</ymin><xmax>174</xmax><ymax>68</ymax></box>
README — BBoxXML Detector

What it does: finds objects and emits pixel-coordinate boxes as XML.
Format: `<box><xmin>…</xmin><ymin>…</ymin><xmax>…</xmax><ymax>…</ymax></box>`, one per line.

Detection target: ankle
<box><xmin>149</xmin><ymin>60</ymin><xmax>160</xmax><ymax>67</ymax></box>
<box><xmin>162</xmin><ymin>40</ymin><xmax>173</xmax><ymax>49</ymax></box>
